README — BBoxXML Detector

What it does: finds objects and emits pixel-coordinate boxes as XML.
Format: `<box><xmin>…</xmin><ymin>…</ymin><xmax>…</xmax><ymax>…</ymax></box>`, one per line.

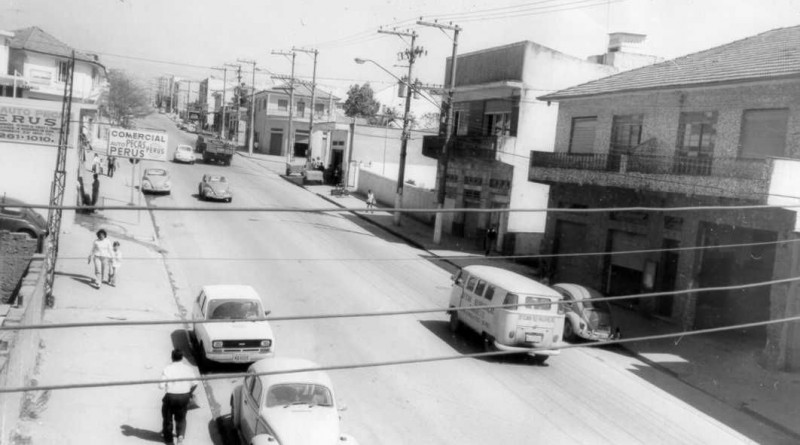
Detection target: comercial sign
<box><xmin>0</xmin><ymin>104</ymin><xmax>61</xmax><ymax>145</ymax></box>
<box><xmin>108</xmin><ymin>127</ymin><xmax>168</xmax><ymax>162</ymax></box>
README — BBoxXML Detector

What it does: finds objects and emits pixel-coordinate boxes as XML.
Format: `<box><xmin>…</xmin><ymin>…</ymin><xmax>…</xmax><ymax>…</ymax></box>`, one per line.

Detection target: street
<box><xmin>137</xmin><ymin>113</ymin><xmax>788</xmax><ymax>445</ymax></box>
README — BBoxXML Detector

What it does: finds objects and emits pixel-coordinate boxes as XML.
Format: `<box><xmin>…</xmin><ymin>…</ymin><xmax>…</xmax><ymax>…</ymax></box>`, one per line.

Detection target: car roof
<box><xmin>552</xmin><ymin>283</ymin><xmax>602</xmax><ymax>301</ymax></box>
<box><xmin>177</xmin><ymin>144</ymin><xmax>193</xmax><ymax>149</ymax></box>
<box><xmin>250</xmin><ymin>357</ymin><xmax>333</xmax><ymax>387</ymax></box>
<box><xmin>201</xmin><ymin>284</ymin><xmax>260</xmax><ymax>300</ymax></box>
<box><xmin>461</xmin><ymin>265</ymin><xmax>560</xmax><ymax>297</ymax></box>
<box><xmin>145</xmin><ymin>168</ymin><xmax>168</xmax><ymax>174</ymax></box>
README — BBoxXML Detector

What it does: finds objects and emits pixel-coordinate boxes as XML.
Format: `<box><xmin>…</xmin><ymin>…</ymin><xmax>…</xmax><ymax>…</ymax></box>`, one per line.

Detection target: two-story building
<box><xmin>534</xmin><ymin>26</ymin><xmax>800</xmax><ymax>370</ymax></box>
<box><xmin>7</xmin><ymin>27</ymin><xmax>106</xmax><ymax>104</ymax></box>
<box><xmin>422</xmin><ymin>41</ymin><xmax>617</xmax><ymax>253</ymax></box>
<box><xmin>251</xmin><ymin>83</ymin><xmax>340</xmax><ymax>157</ymax></box>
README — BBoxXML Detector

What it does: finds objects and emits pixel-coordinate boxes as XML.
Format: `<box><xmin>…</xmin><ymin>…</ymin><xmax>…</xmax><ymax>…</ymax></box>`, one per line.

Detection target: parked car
<box><xmin>173</xmin><ymin>144</ymin><xmax>196</xmax><ymax>164</ymax></box>
<box><xmin>552</xmin><ymin>283</ymin><xmax>618</xmax><ymax>342</ymax></box>
<box><xmin>0</xmin><ymin>197</ymin><xmax>48</xmax><ymax>252</ymax></box>
<box><xmin>185</xmin><ymin>123</ymin><xmax>197</xmax><ymax>133</ymax></box>
<box><xmin>198</xmin><ymin>173</ymin><xmax>232</xmax><ymax>202</ymax></box>
<box><xmin>231</xmin><ymin>357</ymin><xmax>359</xmax><ymax>445</ymax></box>
<box><xmin>141</xmin><ymin>168</ymin><xmax>171</xmax><ymax>195</ymax></box>
<box><xmin>191</xmin><ymin>285</ymin><xmax>274</xmax><ymax>367</ymax></box>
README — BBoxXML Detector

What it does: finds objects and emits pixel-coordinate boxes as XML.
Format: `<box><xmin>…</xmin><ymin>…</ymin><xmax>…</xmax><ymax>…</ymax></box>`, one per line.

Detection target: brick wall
<box><xmin>0</xmin><ymin>231</ymin><xmax>38</xmax><ymax>304</ymax></box>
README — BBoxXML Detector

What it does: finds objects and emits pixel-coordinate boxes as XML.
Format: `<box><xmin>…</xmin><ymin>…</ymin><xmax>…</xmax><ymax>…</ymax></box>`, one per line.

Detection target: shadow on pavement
<box><xmin>119</xmin><ymin>424</ymin><xmax>163</xmax><ymax>443</ymax></box>
<box><xmin>418</xmin><ymin>320</ymin><xmax>545</xmax><ymax>366</ymax></box>
<box><xmin>170</xmin><ymin>329</ymin><xmax>196</xmax><ymax>366</ymax></box>
<box><xmin>54</xmin><ymin>271</ymin><xmax>96</xmax><ymax>289</ymax></box>
<box><xmin>213</xmin><ymin>415</ymin><xmax>237</xmax><ymax>445</ymax></box>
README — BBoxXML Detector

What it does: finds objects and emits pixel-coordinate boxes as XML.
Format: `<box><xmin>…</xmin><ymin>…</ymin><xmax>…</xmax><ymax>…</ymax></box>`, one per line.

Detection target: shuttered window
<box><xmin>740</xmin><ymin>108</ymin><xmax>788</xmax><ymax>159</ymax></box>
<box><xmin>569</xmin><ymin>117</ymin><xmax>597</xmax><ymax>154</ymax></box>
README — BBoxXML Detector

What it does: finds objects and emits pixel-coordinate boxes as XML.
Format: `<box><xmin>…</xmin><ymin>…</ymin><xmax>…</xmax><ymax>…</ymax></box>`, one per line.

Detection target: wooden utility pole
<box><xmin>418</xmin><ymin>20</ymin><xmax>462</xmax><ymax>244</ymax></box>
<box><xmin>377</xmin><ymin>28</ymin><xmax>423</xmax><ymax>226</ymax></box>
<box><xmin>238</xmin><ymin>58</ymin><xmax>258</xmax><ymax>156</ymax></box>
<box><xmin>272</xmin><ymin>50</ymin><xmax>297</xmax><ymax>161</ymax></box>
<box><xmin>293</xmin><ymin>47</ymin><xmax>318</xmax><ymax>160</ymax></box>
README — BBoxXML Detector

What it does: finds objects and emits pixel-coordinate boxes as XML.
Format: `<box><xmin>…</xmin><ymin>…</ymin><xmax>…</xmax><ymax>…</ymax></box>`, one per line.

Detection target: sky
<box><xmin>2</xmin><ymin>0</ymin><xmax>800</xmax><ymax>97</ymax></box>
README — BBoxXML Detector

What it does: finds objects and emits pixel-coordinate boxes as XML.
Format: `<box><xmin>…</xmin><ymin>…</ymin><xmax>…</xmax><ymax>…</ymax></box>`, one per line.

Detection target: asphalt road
<box><xmin>136</xmin><ymin>113</ymin><xmax>791</xmax><ymax>445</ymax></box>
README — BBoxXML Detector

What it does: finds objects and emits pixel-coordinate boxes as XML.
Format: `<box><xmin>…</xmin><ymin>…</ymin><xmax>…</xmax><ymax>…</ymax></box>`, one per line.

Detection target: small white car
<box><xmin>231</xmin><ymin>357</ymin><xmax>359</xmax><ymax>445</ymax></box>
<box><xmin>192</xmin><ymin>285</ymin><xmax>274</xmax><ymax>366</ymax></box>
<box><xmin>552</xmin><ymin>283</ymin><xmax>619</xmax><ymax>342</ymax></box>
<box><xmin>173</xmin><ymin>144</ymin><xmax>196</xmax><ymax>164</ymax></box>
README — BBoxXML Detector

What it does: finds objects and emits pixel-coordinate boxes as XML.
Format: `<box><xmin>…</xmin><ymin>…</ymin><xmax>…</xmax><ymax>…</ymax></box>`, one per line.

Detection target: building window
<box><xmin>278</xmin><ymin>99</ymin><xmax>288</xmax><ymax>111</ymax></box>
<box><xmin>454</xmin><ymin>110</ymin><xmax>468</xmax><ymax>136</ymax></box>
<box><xmin>610</xmin><ymin>114</ymin><xmax>643</xmax><ymax>153</ymax></box>
<box><xmin>739</xmin><ymin>108</ymin><xmax>788</xmax><ymax>159</ymax></box>
<box><xmin>485</xmin><ymin>112</ymin><xmax>510</xmax><ymax>136</ymax></box>
<box><xmin>297</xmin><ymin>101</ymin><xmax>306</xmax><ymax>117</ymax></box>
<box><xmin>569</xmin><ymin>117</ymin><xmax>597</xmax><ymax>154</ymax></box>
<box><xmin>315</xmin><ymin>103</ymin><xmax>325</xmax><ymax>115</ymax></box>
<box><xmin>675</xmin><ymin>111</ymin><xmax>717</xmax><ymax>175</ymax></box>
<box><xmin>464</xmin><ymin>189</ymin><xmax>481</xmax><ymax>200</ymax></box>
<box><xmin>57</xmin><ymin>61</ymin><xmax>69</xmax><ymax>82</ymax></box>
<box><xmin>464</xmin><ymin>176</ymin><xmax>483</xmax><ymax>186</ymax></box>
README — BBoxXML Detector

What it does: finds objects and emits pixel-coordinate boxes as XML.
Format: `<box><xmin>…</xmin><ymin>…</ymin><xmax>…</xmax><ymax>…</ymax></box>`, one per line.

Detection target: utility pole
<box><xmin>272</xmin><ymin>50</ymin><xmax>296</xmax><ymax>161</ymax></box>
<box><xmin>211</xmin><ymin>66</ymin><xmax>229</xmax><ymax>138</ymax></box>
<box><xmin>378</xmin><ymin>28</ymin><xmax>423</xmax><ymax>226</ymax></box>
<box><xmin>418</xmin><ymin>19</ymin><xmax>461</xmax><ymax>244</ymax></box>
<box><xmin>293</xmin><ymin>47</ymin><xmax>318</xmax><ymax>160</ymax></box>
<box><xmin>238</xmin><ymin>58</ymin><xmax>259</xmax><ymax>156</ymax></box>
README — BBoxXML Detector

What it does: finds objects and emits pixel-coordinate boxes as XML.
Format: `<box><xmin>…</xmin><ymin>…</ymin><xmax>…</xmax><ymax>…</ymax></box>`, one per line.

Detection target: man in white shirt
<box><xmin>159</xmin><ymin>349</ymin><xmax>198</xmax><ymax>444</ymax></box>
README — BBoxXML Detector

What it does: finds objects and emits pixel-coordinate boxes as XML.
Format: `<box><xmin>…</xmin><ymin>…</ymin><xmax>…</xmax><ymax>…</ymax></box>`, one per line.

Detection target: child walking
<box><xmin>109</xmin><ymin>241</ymin><xmax>122</xmax><ymax>286</ymax></box>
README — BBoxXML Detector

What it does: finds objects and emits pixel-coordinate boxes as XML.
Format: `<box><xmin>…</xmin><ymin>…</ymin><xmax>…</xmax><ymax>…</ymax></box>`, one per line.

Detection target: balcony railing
<box><xmin>422</xmin><ymin>135</ymin><xmax>499</xmax><ymax>160</ymax></box>
<box><xmin>530</xmin><ymin>151</ymin><xmax>768</xmax><ymax>181</ymax></box>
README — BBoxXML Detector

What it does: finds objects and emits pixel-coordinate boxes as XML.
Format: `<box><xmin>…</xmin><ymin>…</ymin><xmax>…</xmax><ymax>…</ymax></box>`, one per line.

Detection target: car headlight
<box><xmin>165</xmin><ymin>181</ymin><xmax>171</xmax><ymax>188</ymax></box>
<box><xmin>212</xmin><ymin>340</ymin><xmax>223</xmax><ymax>348</ymax></box>
<box><xmin>143</xmin><ymin>181</ymin><xmax>152</xmax><ymax>189</ymax></box>
<box><xmin>260</xmin><ymin>340</ymin><xmax>272</xmax><ymax>347</ymax></box>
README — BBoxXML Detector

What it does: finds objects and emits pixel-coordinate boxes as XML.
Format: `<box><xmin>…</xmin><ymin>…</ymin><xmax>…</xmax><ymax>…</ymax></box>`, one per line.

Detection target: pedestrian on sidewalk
<box><xmin>107</xmin><ymin>155</ymin><xmax>118</xmax><ymax>178</ymax></box>
<box><xmin>159</xmin><ymin>349</ymin><xmax>198</xmax><ymax>445</ymax></box>
<box><xmin>91</xmin><ymin>173</ymin><xmax>100</xmax><ymax>211</ymax></box>
<box><xmin>108</xmin><ymin>241</ymin><xmax>122</xmax><ymax>286</ymax></box>
<box><xmin>366</xmin><ymin>189</ymin><xmax>376</xmax><ymax>213</ymax></box>
<box><xmin>91</xmin><ymin>153</ymin><xmax>102</xmax><ymax>175</ymax></box>
<box><xmin>485</xmin><ymin>224</ymin><xmax>498</xmax><ymax>256</ymax></box>
<box><xmin>87</xmin><ymin>229</ymin><xmax>112</xmax><ymax>288</ymax></box>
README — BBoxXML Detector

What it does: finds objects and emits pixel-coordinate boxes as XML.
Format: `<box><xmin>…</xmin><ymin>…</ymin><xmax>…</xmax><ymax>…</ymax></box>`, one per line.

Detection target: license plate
<box><xmin>525</xmin><ymin>333</ymin><xmax>543</xmax><ymax>343</ymax></box>
<box><xmin>233</xmin><ymin>354</ymin><xmax>249</xmax><ymax>362</ymax></box>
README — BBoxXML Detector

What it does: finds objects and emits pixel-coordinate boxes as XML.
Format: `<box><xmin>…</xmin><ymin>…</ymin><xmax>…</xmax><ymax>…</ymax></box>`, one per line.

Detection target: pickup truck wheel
<box><xmin>448</xmin><ymin>312</ymin><xmax>461</xmax><ymax>333</ymax></box>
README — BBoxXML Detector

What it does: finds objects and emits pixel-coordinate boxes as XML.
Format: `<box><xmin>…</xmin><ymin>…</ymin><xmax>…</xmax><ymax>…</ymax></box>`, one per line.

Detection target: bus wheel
<box><xmin>448</xmin><ymin>312</ymin><xmax>461</xmax><ymax>333</ymax></box>
<box><xmin>531</xmin><ymin>355</ymin><xmax>549</xmax><ymax>366</ymax></box>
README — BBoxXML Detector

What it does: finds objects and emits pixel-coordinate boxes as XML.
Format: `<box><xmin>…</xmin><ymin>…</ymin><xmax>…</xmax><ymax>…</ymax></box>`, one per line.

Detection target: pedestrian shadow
<box><xmin>54</xmin><ymin>271</ymin><xmax>96</xmax><ymax>289</ymax></box>
<box><xmin>119</xmin><ymin>424</ymin><xmax>163</xmax><ymax>443</ymax></box>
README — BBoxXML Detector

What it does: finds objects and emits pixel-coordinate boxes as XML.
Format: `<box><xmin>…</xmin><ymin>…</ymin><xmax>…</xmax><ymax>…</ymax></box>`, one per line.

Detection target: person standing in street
<box><xmin>91</xmin><ymin>173</ymin><xmax>100</xmax><ymax>211</ymax></box>
<box><xmin>107</xmin><ymin>155</ymin><xmax>117</xmax><ymax>178</ymax></box>
<box><xmin>87</xmin><ymin>229</ymin><xmax>112</xmax><ymax>288</ymax></box>
<box><xmin>91</xmin><ymin>153</ymin><xmax>102</xmax><ymax>175</ymax></box>
<box><xmin>159</xmin><ymin>349</ymin><xmax>198</xmax><ymax>445</ymax></box>
<box><xmin>108</xmin><ymin>241</ymin><xmax>122</xmax><ymax>286</ymax></box>
<box><xmin>366</xmin><ymin>189</ymin><xmax>376</xmax><ymax>213</ymax></box>
<box><xmin>485</xmin><ymin>224</ymin><xmax>498</xmax><ymax>256</ymax></box>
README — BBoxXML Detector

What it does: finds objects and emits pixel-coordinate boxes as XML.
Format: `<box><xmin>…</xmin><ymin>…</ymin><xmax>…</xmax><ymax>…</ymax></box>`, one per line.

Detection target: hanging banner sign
<box><xmin>0</xmin><ymin>105</ymin><xmax>61</xmax><ymax>145</ymax></box>
<box><xmin>107</xmin><ymin>127</ymin><xmax>168</xmax><ymax>162</ymax></box>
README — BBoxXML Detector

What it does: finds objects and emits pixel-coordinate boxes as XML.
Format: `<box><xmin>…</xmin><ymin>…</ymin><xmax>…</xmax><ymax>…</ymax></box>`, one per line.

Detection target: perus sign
<box><xmin>108</xmin><ymin>127</ymin><xmax>168</xmax><ymax>162</ymax></box>
<box><xmin>0</xmin><ymin>105</ymin><xmax>61</xmax><ymax>145</ymax></box>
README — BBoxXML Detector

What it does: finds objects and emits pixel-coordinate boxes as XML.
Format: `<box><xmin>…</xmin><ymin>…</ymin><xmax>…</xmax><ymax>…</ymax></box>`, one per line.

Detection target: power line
<box><xmin>7</xmin><ymin>235</ymin><xmax>794</xmax><ymax>263</ymax></box>
<box><xmin>12</xmin><ymin>202</ymin><xmax>800</xmax><ymax>213</ymax></box>
<box><xmin>2</xmin><ymin>314</ymin><xmax>798</xmax><ymax>394</ymax></box>
<box><xmin>4</xmin><ymin>273</ymin><xmax>800</xmax><ymax>332</ymax></box>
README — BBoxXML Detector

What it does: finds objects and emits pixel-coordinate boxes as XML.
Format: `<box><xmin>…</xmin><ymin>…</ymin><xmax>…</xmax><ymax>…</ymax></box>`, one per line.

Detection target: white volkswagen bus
<box><xmin>448</xmin><ymin>265</ymin><xmax>565</xmax><ymax>364</ymax></box>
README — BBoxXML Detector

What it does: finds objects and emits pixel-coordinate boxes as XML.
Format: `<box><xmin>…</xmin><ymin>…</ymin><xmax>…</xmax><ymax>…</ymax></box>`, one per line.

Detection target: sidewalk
<box><xmin>16</xmin><ymin>158</ymin><xmax>214</xmax><ymax>444</ymax></box>
<box><xmin>239</xmin><ymin>151</ymin><xmax>800</xmax><ymax>441</ymax></box>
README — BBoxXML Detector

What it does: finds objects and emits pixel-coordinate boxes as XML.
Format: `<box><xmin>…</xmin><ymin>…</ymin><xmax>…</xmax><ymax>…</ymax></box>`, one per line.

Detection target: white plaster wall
<box><xmin>767</xmin><ymin>158</ymin><xmax>800</xmax><ymax>232</ymax></box>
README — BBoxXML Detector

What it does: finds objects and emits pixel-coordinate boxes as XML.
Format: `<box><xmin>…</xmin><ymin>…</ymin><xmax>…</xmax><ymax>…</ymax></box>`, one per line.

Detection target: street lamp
<box><xmin>354</xmin><ymin>57</ymin><xmax>414</xmax><ymax>226</ymax></box>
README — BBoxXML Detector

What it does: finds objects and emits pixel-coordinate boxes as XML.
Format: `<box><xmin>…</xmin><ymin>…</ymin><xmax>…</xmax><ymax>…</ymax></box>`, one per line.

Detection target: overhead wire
<box><xmin>4</xmin><ymin>273</ymin><xmax>800</xmax><ymax>332</ymax></box>
<box><xmin>2</xmin><ymin>314</ymin><xmax>798</xmax><ymax>394</ymax></box>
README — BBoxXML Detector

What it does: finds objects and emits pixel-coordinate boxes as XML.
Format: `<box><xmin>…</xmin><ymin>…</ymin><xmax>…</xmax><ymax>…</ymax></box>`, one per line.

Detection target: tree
<box><xmin>103</xmin><ymin>69</ymin><xmax>152</xmax><ymax>128</ymax></box>
<box><xmin>343</xmin><ymin>83</ymin><xmax>380</xmax><ymax>120</ymax></box>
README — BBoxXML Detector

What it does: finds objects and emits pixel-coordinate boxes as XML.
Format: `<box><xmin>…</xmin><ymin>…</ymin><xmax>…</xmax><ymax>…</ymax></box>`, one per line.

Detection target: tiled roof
<box><xmin>540</xmin><ymin>25</ymin><xmax>800</xmax><ymax>101</ymax></box>
<box><xmin>10</xmin><ymin>27</ymin><xmax>101</xmax><ymax>65</ymax></box>
<box><xmin>268</xmin><ymin>82</ymin><xmax>339</xmax><ymax>101</ymax></box>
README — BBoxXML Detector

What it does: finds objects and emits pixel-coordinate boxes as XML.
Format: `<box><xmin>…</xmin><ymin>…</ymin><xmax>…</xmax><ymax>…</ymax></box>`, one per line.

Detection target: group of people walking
<box><xmin>87</xmin><ymin>229</ymin><xmax>122</xmax><ymax>288</ymax></box>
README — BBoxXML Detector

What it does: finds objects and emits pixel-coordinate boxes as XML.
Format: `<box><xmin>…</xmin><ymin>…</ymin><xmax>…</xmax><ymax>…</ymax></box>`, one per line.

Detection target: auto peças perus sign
<box><xmin>0</xmin><ymin>105</ymin><xmax>61</xmax><ymax>146</ymax></box>
<box><xmin>108</xmin><ymin>127</ymin><xmax>168</xmax><ymax>162</ymax></box>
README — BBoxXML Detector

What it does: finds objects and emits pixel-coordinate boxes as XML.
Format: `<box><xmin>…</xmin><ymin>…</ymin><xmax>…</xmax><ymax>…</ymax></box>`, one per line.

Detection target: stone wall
<box><xmin>0</xmin><ymin>231</ymin><xmax>38</xmax><ymax>303</ymax></box>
